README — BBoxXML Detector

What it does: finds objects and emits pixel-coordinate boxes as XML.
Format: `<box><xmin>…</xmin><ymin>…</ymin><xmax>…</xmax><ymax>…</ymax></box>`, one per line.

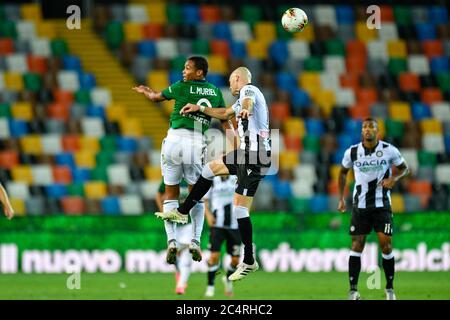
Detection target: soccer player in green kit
<box><xmin>132</xmin><ymin>56</ymin><xmax>226</xmax><ymax>264</ymax></box>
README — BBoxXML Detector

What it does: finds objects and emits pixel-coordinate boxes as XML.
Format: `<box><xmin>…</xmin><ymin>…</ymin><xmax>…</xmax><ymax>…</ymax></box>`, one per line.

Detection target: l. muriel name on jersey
<box><xmin>176</xmin><ymin>304</ymin><xmax>210</xmax><ymax>317</ymax></box>
<box><xmin>189</xmin><ymin>86</ymin><xmax>217</xmax><ymax>96</ymax></box>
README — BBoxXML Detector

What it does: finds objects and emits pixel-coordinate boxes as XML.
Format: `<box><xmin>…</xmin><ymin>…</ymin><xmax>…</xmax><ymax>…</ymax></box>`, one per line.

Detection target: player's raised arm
<box><xmin>132</xmin><ymin>85</ymin><xmax>166</xmax><ymax>102</ymax></box>
<box><xmin>180</xmin><ymin>103</ymin><xmax>235</xmax><ymax>120</ymax></box>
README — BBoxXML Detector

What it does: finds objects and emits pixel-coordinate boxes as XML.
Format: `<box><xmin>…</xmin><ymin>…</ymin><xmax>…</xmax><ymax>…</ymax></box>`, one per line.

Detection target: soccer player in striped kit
<box><xmin>338</xmin><ymin>118</ymin><xmax>409</xmax><ymax>300</ymax></box>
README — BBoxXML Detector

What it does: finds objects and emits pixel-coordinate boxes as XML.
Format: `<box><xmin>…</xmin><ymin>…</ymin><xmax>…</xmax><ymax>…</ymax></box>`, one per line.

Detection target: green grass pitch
<box><xmin>0</xmin><ymin>271</ymin><xmax>449</xmax><ymax>300</ymax></box>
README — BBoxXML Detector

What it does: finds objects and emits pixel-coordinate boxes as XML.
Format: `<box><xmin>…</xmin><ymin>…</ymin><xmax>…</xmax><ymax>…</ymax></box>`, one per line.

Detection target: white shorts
<box><xmin>161</xmin><ymin>128</ymin><xmax>206</xmax><ymax>185</ymax></box>
<box><xmin>177</xmin><ymin>223</ymin><xmax>192</xmax><ymax>246</ymax></box>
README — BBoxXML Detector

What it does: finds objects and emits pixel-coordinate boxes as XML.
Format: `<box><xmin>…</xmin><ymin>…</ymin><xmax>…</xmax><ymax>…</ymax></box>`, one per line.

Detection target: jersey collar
<box><xmin>363</xmin><ymin>140</ymin><xmax>379</xmax><ymax>156</ymax></box>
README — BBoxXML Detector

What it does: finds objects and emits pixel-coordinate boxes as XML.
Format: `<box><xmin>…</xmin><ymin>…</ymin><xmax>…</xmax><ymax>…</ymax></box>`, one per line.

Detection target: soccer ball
<box><xmin>281</xmin><ymin>7</ymin><xmax>308</xmax><ymax>33</ymax></box>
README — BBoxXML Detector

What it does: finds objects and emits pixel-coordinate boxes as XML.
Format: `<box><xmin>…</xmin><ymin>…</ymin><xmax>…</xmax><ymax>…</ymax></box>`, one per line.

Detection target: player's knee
<box><xmin>351</xmin><ymin>241</ymin><xmax>365</xmax><ymax>252</ymax></box>
<box><xmin>381</xmin><ymin>243</ymin><xmax>392</xmax><ymax>255</ymax></box>
<box><xmin>208</xmin><ymin>253</ymin><xmax>220</xmax><ymax>265</ymax></box>
<box><xmin>230</xmin><ymin>257</ymin><xmax>239</xmax><ymax>268</ymax></box>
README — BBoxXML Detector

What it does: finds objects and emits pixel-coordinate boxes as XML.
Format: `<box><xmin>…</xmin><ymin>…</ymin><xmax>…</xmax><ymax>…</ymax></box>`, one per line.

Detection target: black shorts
<box><xmin>222</xmin><ymin>149</ymin><xmax>271</xmax><ymax>197</ymax></box>
<box><xmin>208</xmin><ymin>227</ymin><xmax>241</xmax><ymax>256</ymax></box>
<box><xmin>350</xmin><ymin>207</ymin><xmax>394</xmax><ymax>236</ymax></box>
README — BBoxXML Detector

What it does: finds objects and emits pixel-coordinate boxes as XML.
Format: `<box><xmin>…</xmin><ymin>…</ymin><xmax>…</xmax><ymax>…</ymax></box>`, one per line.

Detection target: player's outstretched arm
<box><xmin>132</xmin><ymin>85</ymin><xmax>166</xmax><ymax>102</ymax></box>
<box><xmin>0</xmin><ymin>184</ymin><xmax>14</xmax><ymax>220</ymax></box>
<box><xmin>180</xmin><ymin>103</ymin><xmax>235</xmax><ymax>120</ymax></box>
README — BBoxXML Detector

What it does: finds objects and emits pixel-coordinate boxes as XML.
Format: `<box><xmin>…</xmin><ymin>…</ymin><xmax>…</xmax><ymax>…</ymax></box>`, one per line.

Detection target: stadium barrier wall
<box><xmin>0</xmin><ymin>213</ymin><xmax>449</xmax><ymax>273</ymax></box>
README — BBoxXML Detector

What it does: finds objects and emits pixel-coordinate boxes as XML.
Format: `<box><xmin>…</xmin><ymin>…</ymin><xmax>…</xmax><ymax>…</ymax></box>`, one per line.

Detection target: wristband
<box><xmin>199</xmin><ymin>105</ymin><xmax>206</xmax><ymax>113</ymax></box>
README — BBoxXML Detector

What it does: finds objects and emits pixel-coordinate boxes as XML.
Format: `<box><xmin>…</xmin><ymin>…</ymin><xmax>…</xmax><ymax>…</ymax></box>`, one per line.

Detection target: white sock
<box><xmin>190</xmin><ymin>202</ymin><xmax>205</xmax><ymax>243</ymax></box>
<box><xmin>177</xmin><ymin>248</ymin><xmax>192</xmax><ymax>287</ymax></box>
<box><xmin>163</xmin><ymin>200</ymin><xmax>179</xmax><ymax>242</ymax></box>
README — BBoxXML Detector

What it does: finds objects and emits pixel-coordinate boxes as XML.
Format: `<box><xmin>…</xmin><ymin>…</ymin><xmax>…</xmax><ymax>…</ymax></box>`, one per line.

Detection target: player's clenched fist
<box><xmin>180</xmin><ymin>103</ymin><xmax>199</xmax><ymax>115</ymax></box>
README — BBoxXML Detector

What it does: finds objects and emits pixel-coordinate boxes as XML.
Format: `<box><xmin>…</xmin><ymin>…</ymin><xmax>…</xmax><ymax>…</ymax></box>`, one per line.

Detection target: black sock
<box><xmin>207</xmin><ymin>263</ymin><xmax>219</xmax><ymax>286</ymax></box>
<box><xmin>178</xmin><ymin>176</ymin><xmax>212</xmax><ymax>215</ymax></box>
<box><xmin>227</xmin><ymin>265</ymin><xmax>237</xmax><ymax>279</ymax></box>
<box><xmin>382</xmin><ymin>257</ymin><xmax>395</xmax><ymax>289</ymax></box>
<box><xmin>349</xmin><ymin>255</ymin><xmax>361</xmax><ymax>291</ymax></box>
<box><xmin>237</xmin><ymin>217</ymin><xmax>254</xmax><ymax>265</ymax></box>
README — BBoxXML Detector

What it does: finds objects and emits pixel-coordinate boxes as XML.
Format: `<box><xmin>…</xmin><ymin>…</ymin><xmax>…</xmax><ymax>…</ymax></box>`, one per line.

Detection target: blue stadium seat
<box><xmin>430</xmin><ymin>57</ymin><xmax>449</xmax><ymax>74</ymax></box>
<box><xmin>137</xmin><ymin>41</ymin><xmax>156</xmax><ymax>58</ymax></box>
<box><xmin>275</xmin><ymin>72</ymin><xmax>297</xmax><ymax>93</ymax></box>
<box><xmin>332</xmin><ymin>149</ymin><xmax>346</xmax><ymax>164</ymax></box>
<box><xmin>335</xmin><ymin>5</ymin><xmax>354</xmax><ymax>24</ymax></box>
<box><xmin>62</xmin><ymin>55</ymin><xmax>82</xmax><ymax>72</ymax></box>
<box><xmin>428</xmin><ymin>6</ymin><xmax>448</xmax><ymax>24</ymax></box>
<box><xmin>116</xmin><ymin>136</ymin><xmax>138</xmax><ymax>152</ymax></box>
<box><xmin>55</xmin><ymin>152</ymin><xmax>75</xmax><ymax>168</ymax></box>
<box><xmin>269</xmin><ymin>41</ymin><xmax>288</xmax><ymax>67</ymax></box>
<box><xmin>310</xmin><ymin>194</ymin><xmax>329</xmax><ymax>213</ymax></box>
<box><xmin>337</xmin><ymin>133</ymin><xmax>354</xmax><ymax>149</ymax></box>
<box><xmin>71</xmin><ymin>167</ymin><xmax>91</xmax><ymax>183</ymax></box>
<box><xmin>416</xmin><ymin>23</ymin><xmax>436</xmax><ymax>41</ymax></box>
<box><xmin>213</xmin><ymin>23</ymin><xmax>232</xmax><ymax>41</ymax></box>
<box><xmin>411</xmin><ymin>102</ymin><xmax>432</xmax><ymax>119</ymax></box>
<box><xmin>344</xmin><ymin>119</ymin><xmax>362</xmax><ymax>134</ymax></box>
<box><xmin>305</xmin><ymin>119</ymin><xmax>325</xmax><ymax>136</ymax></box>
<box><xmin>183</xmin><ymin>4</ymin><xmax>200</xmax><ymax>24</ymax></box>
<box><xmin>86</xmin><ymin>105</ymin><xmax>106</xmax><ymax>119</ymax></box>
<box><xmin>8</xmin><ymin>119</ymin><xmax>28</xmax><ymax>137</ymax></box>
<box><xmin>273</xmin><ymin>180</ymin><xmax>293</xmax><ymax>200</ymax></box>
<box><xmin>291</xmin><ymin>89</ymin><xmax>310</xmax><ymax>110</ymax></box>
<box><xmin>169</xmin><ymin>71</ymin><xmax>183</xmax><ymax>84</ymax></box>
<box><xmin>46</xmin><ymin>184</ymin><xmax>68</xmax><ymax>199</ymax></box>
<box><xmin>79</xmin><ymin>73</ymin><xmax>96</xmax><ymax>90</ymax></box>
<box><xmin>445</xmin><ymin>135</ymin><xmax>450</xmax><ymax>153</ymax></box>
<box><xmin>230</xmin><ymin>41</ymin><xmax>247</xmax><ymax>59</ymax></box>
<box><xmin>207</xmin><ymin>73</ymin><xmax>225</xmax><ymax>87</ymax></box>
<box><xmin>101</xmin><ymin>196</ymin><xmax>121</xmax><ymax>215</ymax></box>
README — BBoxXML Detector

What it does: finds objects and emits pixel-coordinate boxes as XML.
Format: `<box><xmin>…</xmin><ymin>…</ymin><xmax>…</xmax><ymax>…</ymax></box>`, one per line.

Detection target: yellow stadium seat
<box><xmin>208</xmin><ymin>55</ymin><xmax>228</xmax><ymax>75</ymax></box>
<box><xmin>106</xmin><ymin>104</ymin><xmax>127</xmax><ymax>121</ymax></box>
<box><xmin>75</xmin><ymin>151</ymin><xmax>96</xmax><ymax>168</ymax></box>
<box><xmin>145</xmin><ymin>166</ymin><xmax>162</xmax><ymax>181</ymax></box>
<box><xmin>420</xmin><ymin>119</ymin><xmax>443</xmax><ymax>134</ymax></box>
<box><xmin>356</xmin><ymin>21</ymin><xmax>377</xmax><ymax>42</ymax></box>
<box><xmin>21</xmin><ymin>3</ymin><xmax>42</xmax><ymax>21</ymax></box>
<box><xmin>283</xmin><ymin>118</ymin><xmax>306</xmax><ymax>137</ymax></box>
<box><xmin>330</xmin><ymin>164</ymin><xmax>355</xmax><ymax>183</ymax></box>
<box><xmin>299</xmin><ymin>72</ymin><xmax>321</xmax><ymax>93</ymax></box>
<box><xmin>10</xmin><ymin>198</ymin><xmax>26</xmax><ymax>216</ymax></box>
<box><xmin>387</xmin><ymin>40</ymin><xmax>407</xmax><ymax>58</ymax></box>
<box><xmin>11</xmin><ymin>102</ymin><xmax>33</xmax><ymax>120</ymax></box>
<box><xmin>376</xmin><ymin>118</ymin><xmax>386</xmax><ymax>139</ymax></box>
<box><xmin>314</xmin><ymin>90</ymin><xmax>336</xmax><ymax>117</ymax></box>
<box><xmin>79</xmin><ymin>136</ymin><xmax>100</xmax><ymax>152</ymax></box>
<box><xmin>146</xmin><ymin>3</ymin><xmax>167</xmax><ymax>23</ymax></box>
<box><xmin>147</xmin><ymin>70</ymin><xmax>169</xmax><ymax>91</ymax></box>
<box><xmin>391</xmin><ymin>193</ymin><xmax>405</xmax><ymax>213</ymax></box>
<box><xmin>246</xmin><ymin>40</ymin><xmax>269</xmax><ymax>59</ymax></box>
<box><xmin>84</xmin><ymin>181</ymin><xmax>107</xmax><ymax>199</ymax></box>
<box><xmin>120</xmin><ymin>118</ymin><xmax>142</xmax><ymax>137</ymax></box>
<box><xmin>293</xmin><ymin>23</ymin><xmax>314</xmax><ymax>41</ymax></box>
<box><xmin>124</xmin><ymin>22</ymin><xmax>144</xmax><ymax>42</ymax></box>
<box><xmin>20</xmin><ymin>135</ymin><xmax>42</xmax><ymax>155</ymax></box>
<box><xmin>162</xmin><ymin>100</ymin><xmax>174</xmax><ymax>115</ymax></box>
<box><xmin>35</xmin><ymin>21</ymin><xmax>56</xmax><ymax>38</ymax></box>
<box><xmin>254</xmin><ymin>22</ymin><xmax>276</xmax><ymax>43</ymax></box>
<box><xmin>389</xmin><ymin>101</ymin><xmax>411</xmax><ymax>121</ymax></box>
<box><xmin>279</xmin><ymin>151</ymin><xmax>299</xmax><ymax>169</ymax></box>
<box><xmin>4</xmin><ymin>73</ymin><xmax>24</xmax><ymax>90</ymax></box>
<box><xmin>11</xmin><ymin>165</ymin><xmax>33</xmax><ymax>183</ymax></box>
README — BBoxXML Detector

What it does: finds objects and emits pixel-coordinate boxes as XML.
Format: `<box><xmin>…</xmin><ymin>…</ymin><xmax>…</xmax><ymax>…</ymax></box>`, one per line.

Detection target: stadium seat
<box><xmin>119</xmin><ymin>195</ymin><xmax>143</xmax><ymax>215</ymax></box>
<box><xmin>61</xmin><ymin>196</ymin><xmax>85</xmax><ymax>215</ymax></box>
<box><xmin>101</xmin><ymin>196</ymin><xmax>121</xmax><ymax>215</ymax></box>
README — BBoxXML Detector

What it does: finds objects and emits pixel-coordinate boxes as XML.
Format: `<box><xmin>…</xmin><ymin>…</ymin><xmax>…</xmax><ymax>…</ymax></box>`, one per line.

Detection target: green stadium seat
<box><xmin>0</xmin><ymin>20</ymin><xmax>17</xmax><ymax>39</ymax></box>
<box><xmin>166</xmin><ymin>4</ymin><xmax>182</xmax><ymax>24</ymax></box>
<box><xmin>386</xmin><ymin>119</ymin><xmax>405</xmax><ymax>138</ymax></box>
<box><xmin>388</xmin><ymin>58</ymin><xmax>407</xmax><ymax>76</ymax></box>
<box><xmin>170</xmin><ymin>56</ymin><xmax>186</xmax><ymax>71</ymax></box>
<box><xmin>303</xmin><ymin>56</ymin><xmax>324</xmax><ymax>72</ymax></box>
<box><xmin>91</xmin><ymin>164</ymin><xmax>109</xmax><ymax>182</ymax></box>
<box><xmin>74</xmin><ymin>89</ymin><xmax>92</xmax><ymax>105</ymax></box>
<box><xmin>437</xmin><ymin>73</ymin><xmax>450</xmax><ymax>93</ymax></box>
<box><xmin>23</xmin><ymin>73</ymin><xmax>41</xmax><ymax>92</ymax></box>
<box><xmin>303</xmin><ymin>135</ymin><xmax>321</xmax><ymax>153</ymax></box>
<box><xmin>0</xmin><ymin>103</ymin><xmax>11</xmax><ymax>118</ymax></box>
<box><xmin>191</xmin><ymin>39</ymin><xmax>210</xmax><ymax>55</ymax></box>
<box><xmin>96</xmin><ymin>151</ymin><xmax>115</xmax><ymax>166</ymax></box>
<box><xmin>240</xmin><ymin>5</ymin><xmax>262</xmax><ymax>26</ymax></box>
<box><xmin>50</xmin><ymin>39</ymin><xmax>69</xmax><ymax>57</ymax></box>
<box><xmin>289</xmin><ymin>197</ymin><xmax>310</xmax><ymax>214</ymax></box>
<box><xmin>100</xmin><ymin>135</ymin><xmax>117</xmax><ymax>151</ymax></box>
<box><xmin>418</xmin><ymin>150</ymin><xmax>437</xmax><ymax>167</ymax></box>
<box><xmin>325</xmin><ymin>39</ymin><xmax>345</xmax><ymax>56</ymax></box>
<box><xmin>67</xmin><ymin>183</ymin><xmax>85</xmax><ymax>197</ymax></box>
<box><xmin>394</xmin><ymin>6</ymin><xmax>412</xmax><ymax>25</ymax></box>
<box><xmin>104</xmin><ymin>21</ymin><xmax>124</xmax><ymax>49</ymax></box>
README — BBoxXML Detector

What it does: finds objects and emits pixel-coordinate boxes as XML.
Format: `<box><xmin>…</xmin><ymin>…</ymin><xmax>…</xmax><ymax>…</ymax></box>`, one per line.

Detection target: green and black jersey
<box><xmin>161</xmin><ymin>80</ymin><xmax>226</xmax><ymax>133</ymax></box>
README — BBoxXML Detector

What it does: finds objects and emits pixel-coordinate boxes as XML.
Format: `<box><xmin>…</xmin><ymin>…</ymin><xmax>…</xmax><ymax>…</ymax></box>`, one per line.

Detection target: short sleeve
<box><xmin>161</xmin><ymin>81</ymin><xmax>181</xmax><ymax>100</ymax></box>
<box><xmin>390</xmin><ymin>145</ymin><xmax>405</xmax><ymax>166</ymax></box>
<box><xmin>341</xmin><ymin>148</ymin><xmax>353</xmax><ymax>169</ymax></box>
<box><xmin>240</xmin><ymin>85</ymin><xmax>257</xmax><ymax>103</ymax></box>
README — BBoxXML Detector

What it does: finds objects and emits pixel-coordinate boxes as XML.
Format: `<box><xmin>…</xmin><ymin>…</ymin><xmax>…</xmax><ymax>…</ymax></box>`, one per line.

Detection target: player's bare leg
<box><xmin>228</xmin><ymin>195</ymin><xmax>258</xmax><ymax>281</ymax></box>
<box><xmin>348</xmin><ymin>235</ymin><xmax>366</xmax><ymax>300</ymax></box>
<box><xmin>377</xmin><ymin>232</ymin><xmax>396</xmax><ymax>300</ymax></box>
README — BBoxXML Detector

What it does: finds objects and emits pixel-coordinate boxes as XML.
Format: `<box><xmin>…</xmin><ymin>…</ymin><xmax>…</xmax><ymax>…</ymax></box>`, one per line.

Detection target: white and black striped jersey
<box><xmin>342</xmin><ymin>140</ymin><xmax>406</xmax><ymax>209</ymax></box>
<box><xmin>204</xmin><ymin>175</ymin><xmax>238</xmax><ymax>229</ymax></box>
<box><xmin>231</xmin><ymin>84</ymin><xmax>271</xmax><ymax>153</ymax></box>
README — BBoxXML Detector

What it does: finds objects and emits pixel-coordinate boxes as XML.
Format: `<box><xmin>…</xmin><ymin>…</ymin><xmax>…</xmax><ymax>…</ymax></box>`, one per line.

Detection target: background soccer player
<box><xmin>133</xmin><ymin>56</ymin><xmax>226</xmax><ymax>264</ymax></box>
<box><xmin>338</xmin><ymin>118</ymin><xmax>409</xmax><ymax>300</ymax></box>
<box><xmin>157</xmin><ymin>67</ymin><xmax>272</xmax><ymax>281</ymax></box>
<box><xmin>203</xmin><ymin>174</ymin><xmax>240</xmax><ymax>297</ymax></box>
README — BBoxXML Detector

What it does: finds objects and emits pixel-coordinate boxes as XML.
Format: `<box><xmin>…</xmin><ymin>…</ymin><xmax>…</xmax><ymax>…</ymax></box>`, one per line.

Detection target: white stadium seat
<box><xmin>119</xmin><ymin>195</ymin><xmax>144</xmax><ymax>215</ymax></box>
<box><xmin>81</xmin><ymin>117</ymin><xmax>105</xmax><ymax>137</ymax></box>
<box><xmin>31</xmin><ymin>165</ymin><xmax>54</xmax><ymax>185</ymax></box>
<box><xmin>41</xmin><ymin>134</ymin><xmax>63</xmax><ymax>155</ymax></box>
